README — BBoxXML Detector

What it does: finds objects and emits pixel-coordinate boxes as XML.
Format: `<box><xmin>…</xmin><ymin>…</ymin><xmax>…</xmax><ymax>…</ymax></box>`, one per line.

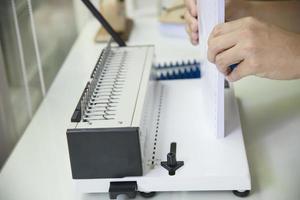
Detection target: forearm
<box><xmin>226</xmin><ymin>0</ymin><xmax>300</xmax><ymax>33</ymax></box>
<box><xmin>248</xmin><ymin>1</ymin><xmax>300</xmax><ymax>33</ymax></box>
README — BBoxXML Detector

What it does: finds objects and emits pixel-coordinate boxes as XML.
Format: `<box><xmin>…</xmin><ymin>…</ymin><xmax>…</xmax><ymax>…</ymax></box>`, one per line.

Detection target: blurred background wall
<box><xmin>0</xmin><ymin>0</ymin><xmax>77</xmax><ymax>169</ymax></box>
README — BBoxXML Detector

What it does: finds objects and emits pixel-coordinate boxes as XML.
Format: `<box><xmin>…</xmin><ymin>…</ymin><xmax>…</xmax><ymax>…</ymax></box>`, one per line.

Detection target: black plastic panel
<box><xmin>67</xmin><ymin>127</ymin><xmax>142</xmax><ymax>179</ymax></box>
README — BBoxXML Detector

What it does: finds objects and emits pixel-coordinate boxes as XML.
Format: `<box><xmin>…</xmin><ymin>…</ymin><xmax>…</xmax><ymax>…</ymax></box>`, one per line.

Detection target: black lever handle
<box><xmin>81</xmin><ymin>0</ymin><xmax>126</xmax><ymax>47</ymax></box>
<box><xmin>161</xmin><ymin>142</ymin><xmax>184</xmax><ymax>176</ymax></box>
<box><xmin>167</xmin><ymin>143</ymin><xmax>177</xmax><ymax>167</ymax></box>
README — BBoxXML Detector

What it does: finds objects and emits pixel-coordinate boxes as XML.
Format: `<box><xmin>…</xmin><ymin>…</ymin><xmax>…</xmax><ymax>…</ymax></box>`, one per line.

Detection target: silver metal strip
<box><xmin>12</xmin><ymin>0</ymin><xmax>33</xmax><ymax>118</ymax></box>
<box><xmin>27</xmin><ymin>0</ymin><xmax>46</xmax><ymax>96</ymax></box>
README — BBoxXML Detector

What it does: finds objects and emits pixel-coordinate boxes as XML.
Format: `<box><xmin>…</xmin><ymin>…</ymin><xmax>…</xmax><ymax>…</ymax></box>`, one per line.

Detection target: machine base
<box><xmin>74</xmin><ymin>79</ymin><xmax>251</xmax><ymax>195</ymax></box>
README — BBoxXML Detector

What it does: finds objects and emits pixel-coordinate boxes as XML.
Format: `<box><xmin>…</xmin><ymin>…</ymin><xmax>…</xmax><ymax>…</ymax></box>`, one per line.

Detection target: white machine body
<box><xmin>66</xmin><ymin>40</ymin><xmax>251</xmax><ymax>194</ymax></box>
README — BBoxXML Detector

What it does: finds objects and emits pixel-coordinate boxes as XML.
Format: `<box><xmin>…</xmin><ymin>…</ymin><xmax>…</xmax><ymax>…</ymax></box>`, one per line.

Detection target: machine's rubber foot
<box><xmin>232</xmin><ymin>190</ymin><xmax>250</xmax><ymax>197</ymax></box>
<box><xmin>139</xmin><ymin>192</ymin><xmax>156</xmax><ymax>198</ymax></box>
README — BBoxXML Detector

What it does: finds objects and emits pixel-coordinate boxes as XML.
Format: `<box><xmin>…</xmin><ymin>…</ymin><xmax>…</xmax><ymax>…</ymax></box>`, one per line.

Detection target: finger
<box><xmin>191</xmin><ymin>33</ymin><xmax>199</xmax><ymax>45</ymax></box>
<box><xmin>184</xmin><ymin>0</ymin><xmax>197</xmax><ymax>17</ymax></box>
<box><xmin>184</xmin><ymin>10</ymin><xmax>198</xmax><ymax>33</ymax></box>
<box><xmin>185</xmin><ymin>24</ymin><xmax>198</xmax><ymax>45</ymax></box>
<box><xmin>207</xmin><ymin>31</ymin><xmax>239</xmax><ymax>63</ymax></box>
<box><xmin>191</xmin><ymin>39</ymin><xmax>199</xmax><ymax>45</ymax></box>
<box><xmin>191</xmin><ymin>32</ymin><xmax>199</xmax><ymax>42</ymax></box>
<box><xmin>226</xmin><ymin>60</ymin><xmax>253</xmax><ymax>82</ymax></box>
<box><xmin>214</xmin><ymin>45</ymin><xmax>244</xmax><ymax>75</ymax></box>
<box><xmin>210</xmin><ymin>18</ymin><xmax>245</xmax><ymax>39</ymax></box>
<box><xmin>185</xmin><ymin>25</ymin><xmax>199</xmax><ymax>45</ymax></box>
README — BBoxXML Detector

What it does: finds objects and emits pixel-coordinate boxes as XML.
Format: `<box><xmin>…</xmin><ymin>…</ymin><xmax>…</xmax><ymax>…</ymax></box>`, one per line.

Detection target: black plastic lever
<box><xmin>81</xmin><ymin>0</ymin><xmax>126</xmax><ymax>47</ymax></box>
<box><xmin>161</xmin><ymin>142</ymin><xmax>184</xmax><ymax>176</ymax></box>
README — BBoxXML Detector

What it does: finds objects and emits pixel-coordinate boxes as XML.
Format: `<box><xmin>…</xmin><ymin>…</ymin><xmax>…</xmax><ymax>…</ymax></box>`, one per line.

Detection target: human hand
<box><xmin>208</xmin><ymin>17</ymin><xmax>300</xmax><ymax>81</ymax></box>
<box><xmin>184</xmin><ymin>0</ymin><xmax>198</xmax><ymax>45</ymax></box>
<box><xmin>184</xmin><ymin>0</ymin><xmax>250</xmax><ymax>45</ymax></box>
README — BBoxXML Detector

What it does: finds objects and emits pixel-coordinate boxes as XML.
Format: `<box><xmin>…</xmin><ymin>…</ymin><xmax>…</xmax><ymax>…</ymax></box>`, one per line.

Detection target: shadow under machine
<box><xmin>66</xmin><ymin>0</ymin><xmax>251</xmax><ymax>199</ymax></box>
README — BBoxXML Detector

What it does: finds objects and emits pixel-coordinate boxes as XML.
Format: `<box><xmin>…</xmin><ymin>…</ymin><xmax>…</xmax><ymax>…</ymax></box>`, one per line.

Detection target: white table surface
<box><xmin>1</xmin><ymin>15</ymin><xmax>300</xmax><ymax>200</ymax></box>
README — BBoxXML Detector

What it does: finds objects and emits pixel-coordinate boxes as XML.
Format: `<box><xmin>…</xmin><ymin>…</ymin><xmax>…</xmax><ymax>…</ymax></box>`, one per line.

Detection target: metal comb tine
<box><xmin>82</xmin><ymin>48</ymin><xmax>130</xmax><ymax>123</ymax></box>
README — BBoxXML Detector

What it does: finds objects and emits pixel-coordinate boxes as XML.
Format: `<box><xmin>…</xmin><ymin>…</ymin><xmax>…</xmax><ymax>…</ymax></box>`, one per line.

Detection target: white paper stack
<box><xmin>197</xmin><ymin>0</ymin><xmax>225</xmax><ymax>138</ymax></box>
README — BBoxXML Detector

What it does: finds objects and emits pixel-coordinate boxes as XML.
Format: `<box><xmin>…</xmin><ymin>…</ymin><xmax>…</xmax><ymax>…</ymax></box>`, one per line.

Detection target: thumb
<box><xmin>226</xmin><ymin>60</ymin><xmax>253</xmax><ymax>82</ymax></box>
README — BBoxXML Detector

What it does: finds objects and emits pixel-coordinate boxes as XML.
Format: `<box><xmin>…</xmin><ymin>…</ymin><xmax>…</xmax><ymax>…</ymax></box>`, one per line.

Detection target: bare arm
<box><xmin>226</xmin><ymin>0</ymin><xmax>300</xmax><ymax>33</ymax></box>
<box><xmin>184</xmin><ymin>0</ymin><xmax>300</xmax><ymax>81</ymax></box>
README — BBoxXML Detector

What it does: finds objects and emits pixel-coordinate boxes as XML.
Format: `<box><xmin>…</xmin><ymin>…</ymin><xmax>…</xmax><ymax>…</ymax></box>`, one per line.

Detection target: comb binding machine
<box><xmin>66</xmin><ymin>0</ymin><xmax>251</xmax><ymax>198</ymax></box>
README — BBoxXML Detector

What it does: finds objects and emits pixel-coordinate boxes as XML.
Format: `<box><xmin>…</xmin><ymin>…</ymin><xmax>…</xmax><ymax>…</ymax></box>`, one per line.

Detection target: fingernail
<box><xmin>225</xmin><ymin>74</ymin><xmax>235</xmax><ymax>82</ymax></box>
